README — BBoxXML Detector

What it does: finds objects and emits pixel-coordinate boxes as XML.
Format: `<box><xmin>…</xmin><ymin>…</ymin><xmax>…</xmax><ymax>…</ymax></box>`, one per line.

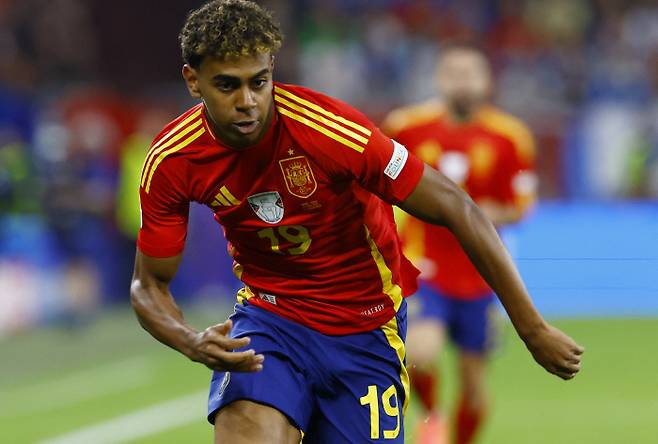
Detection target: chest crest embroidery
<box><xmin>279</xmin><ymin>155</ymin><xmax>318</xmax><ymax>198</ymax></box>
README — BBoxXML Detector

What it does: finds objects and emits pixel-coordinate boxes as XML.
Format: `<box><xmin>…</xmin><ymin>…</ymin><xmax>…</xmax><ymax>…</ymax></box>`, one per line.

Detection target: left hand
<box><xmin>523</xmin><ymin>323</ymin><xmax>585</xmax><ymax>380</ymax></box>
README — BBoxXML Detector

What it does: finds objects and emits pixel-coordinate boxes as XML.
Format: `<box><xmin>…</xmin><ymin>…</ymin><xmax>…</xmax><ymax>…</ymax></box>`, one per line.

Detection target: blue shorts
<box><xmin>208</xmin><ymin>300</ymin><xmax>409</xmax><ymax>443</ymax></box>
<box><xmin>407</xmin><ymin>284</ymin><xmax>497</xmax><ymax>354</ymax></box>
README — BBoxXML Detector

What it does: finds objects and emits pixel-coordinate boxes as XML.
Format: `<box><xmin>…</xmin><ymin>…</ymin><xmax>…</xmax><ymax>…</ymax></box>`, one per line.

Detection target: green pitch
<box><xmin>1</xmin><ymin>307</ymin><xmax>656</xmax><ymax>444</ymax></box>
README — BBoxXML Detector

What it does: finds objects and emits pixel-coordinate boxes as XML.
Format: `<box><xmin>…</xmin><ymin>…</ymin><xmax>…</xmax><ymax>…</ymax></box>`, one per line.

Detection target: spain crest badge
<box><xmin>279</xmin><ymin>155</ymin><xmax>317</xmax><ymax>198</ymax></box>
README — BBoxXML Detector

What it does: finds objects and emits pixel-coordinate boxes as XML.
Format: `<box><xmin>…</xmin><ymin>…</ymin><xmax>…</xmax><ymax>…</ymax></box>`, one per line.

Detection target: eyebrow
<box><xmin>211</xmin><ymin>68</ymin><xmax>270</xmax><ymax>83</ymax></box>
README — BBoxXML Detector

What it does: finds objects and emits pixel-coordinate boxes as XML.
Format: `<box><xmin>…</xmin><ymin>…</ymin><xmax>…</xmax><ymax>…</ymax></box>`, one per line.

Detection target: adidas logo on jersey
<box><xmin>211</xmin><ymin>186</ymin><xmax>241</xmax><ymax>207</ymax></box>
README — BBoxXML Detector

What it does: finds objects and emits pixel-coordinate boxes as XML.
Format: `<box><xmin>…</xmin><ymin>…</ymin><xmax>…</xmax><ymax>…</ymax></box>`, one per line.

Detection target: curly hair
<box><xmin>179</xmin><ymin>0</ymin><xmax>283</xmax><ymax>68</ymax></box>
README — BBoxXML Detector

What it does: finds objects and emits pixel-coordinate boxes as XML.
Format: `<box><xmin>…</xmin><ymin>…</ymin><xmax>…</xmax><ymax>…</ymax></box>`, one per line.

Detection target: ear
<box><xmin>269</xmin><ymin>55</ymin><xmax>275</xmax><ymax>72</ymax></box>
<box><xmin>182</xmin><ymin>64</ymin><xmax>202</xmax><ymax>99</ymax></box>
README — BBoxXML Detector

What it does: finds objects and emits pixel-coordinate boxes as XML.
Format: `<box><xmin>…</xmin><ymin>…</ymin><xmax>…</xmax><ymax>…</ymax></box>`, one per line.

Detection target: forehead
<box><xmin>199</xmin><ymin>52</ymin><xmax>272</xmax><ymax>78</ymax></box>
<box><xmin>438</xmin><ymin>49</ymin><xmax>488</xmax><ymax>71</ymax></box>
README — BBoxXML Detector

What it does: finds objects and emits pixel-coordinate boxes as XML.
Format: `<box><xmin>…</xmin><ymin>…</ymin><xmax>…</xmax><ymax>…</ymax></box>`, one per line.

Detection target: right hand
<box><xmin>187</xmin><ymin>319</ymin><xmax>264</xmax><ymax>372</ymax></box>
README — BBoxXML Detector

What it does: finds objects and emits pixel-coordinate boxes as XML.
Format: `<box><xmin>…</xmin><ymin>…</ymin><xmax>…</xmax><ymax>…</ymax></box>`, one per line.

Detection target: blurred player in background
<box><xmin>383</xmin><ymin>43</ymin><xmax>538</xmax><ymax>444</ymax></box>
<box><xmin>131</xmin><ymin>2</ymin><xmax>580</xmax><ymax>443</ymax></box>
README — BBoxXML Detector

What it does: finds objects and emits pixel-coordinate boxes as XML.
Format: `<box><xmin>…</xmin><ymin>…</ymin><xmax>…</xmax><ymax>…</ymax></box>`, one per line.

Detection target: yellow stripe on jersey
<box><xmin>274</xmin><ymin>94</ymin><xmax>370</xmax><ymax>145</ymax></box>
<box><xmin>211</xmin><ymin>192</ymin><xmax>231</xmax><ymax>207</ymax></box>
<box><xmin>380</xmin><ymin>100</ymin><xmax>443</xmax><ymax>138</ymax></box>
<box><xmin>219</xmin><ymin>186</ymin><xmax>241</xmax><ymax>205</ymax></box>
<box><xmin>274</xmin><ymin>86</ymin><xmax>372</xmax><ymax>137</ymax></box>
<box><xmin>366</xmin><ymin>224</ymin><xmax>410</xmax><ymax>414</ymax></box>
<box><xmin>381</xmin><ymin>316</ymin><xmax>410</xmax><ymax>415</ymax></box>
<box><xmin>476</xmin><ymin>106</ymin><xmax>535</xmax><ymax>164</ymax></box>
<box><xmin>151</xmin><ymin>108</ymin><xmax>203</xmax><ymax>152</ymax></box>
<box><xmin>140</xmin><ymin>109</ymin><xmax>203</xmax><ymax>184</ymax></box>
<box><xmin>364</xmin><ymin>226</ymin><xmax>403</xmax><ymax>311</ymax></box>
<box><xmin>144</xmin><ymin>127</ymin><xmax>206</xmax><ymax>193</ymax></box>
<box><xmin>141</xmin><ymin>117</ymin><xmax>203</xmax><ymax>187</ymax></box>
<box><xmin>277</xmin><ymin>106</ymin><xmax>366</xmax><ymax>153</ymax></box>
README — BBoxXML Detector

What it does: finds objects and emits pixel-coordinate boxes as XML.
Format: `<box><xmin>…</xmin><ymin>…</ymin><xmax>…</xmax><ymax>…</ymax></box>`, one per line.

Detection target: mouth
<box><xmin>232</xmin><ymin>120</ymin><xmax>260</xmax><ymax>135</ymax></box>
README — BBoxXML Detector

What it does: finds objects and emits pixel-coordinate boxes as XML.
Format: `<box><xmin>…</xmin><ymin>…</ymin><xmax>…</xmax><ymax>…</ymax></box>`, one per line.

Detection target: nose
<box><xmin>236</xmin><ymin>86</ymin><xmax>257</xmax><ymax>111</ymax></box>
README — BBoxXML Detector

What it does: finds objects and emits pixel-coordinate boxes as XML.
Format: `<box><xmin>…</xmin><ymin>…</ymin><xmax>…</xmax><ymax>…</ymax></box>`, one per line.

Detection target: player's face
<box><xmin>436</xmin><ymin>49</ymin><xmax>491</xmax><ymax>116</ymax></box>
<box><xmin>182</xmin><ymin>52</ymin><xmax>274</xmax><ymax>149</ymax></box>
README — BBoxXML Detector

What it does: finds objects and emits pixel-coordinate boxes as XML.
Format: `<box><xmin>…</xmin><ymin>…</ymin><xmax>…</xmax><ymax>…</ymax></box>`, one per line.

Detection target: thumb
<box><xmin>211</xmin><ymin>319</ymin><xmax>233</xmax><ymax>336</ymax></box>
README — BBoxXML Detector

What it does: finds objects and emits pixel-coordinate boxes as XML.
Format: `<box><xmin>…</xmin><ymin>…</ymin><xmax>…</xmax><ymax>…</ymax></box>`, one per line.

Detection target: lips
<box><xmin>232</xmin><ymin>120</ymin><xmax>260</xmax><ymax>135</ymax></box>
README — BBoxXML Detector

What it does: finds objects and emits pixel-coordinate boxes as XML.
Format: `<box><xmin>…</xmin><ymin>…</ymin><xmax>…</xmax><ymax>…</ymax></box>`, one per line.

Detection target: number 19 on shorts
<box><xmin>360</xmin><ymin>384</ymin><xmax>400</xmax><ymax>439</ymax></box>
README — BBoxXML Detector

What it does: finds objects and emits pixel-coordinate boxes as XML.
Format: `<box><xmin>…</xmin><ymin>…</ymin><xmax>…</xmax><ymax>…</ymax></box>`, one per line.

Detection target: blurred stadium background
<box><xmin>0</xmin><ymin>0</ymin><xmax>656</xmax><ymax>443</ymax></box>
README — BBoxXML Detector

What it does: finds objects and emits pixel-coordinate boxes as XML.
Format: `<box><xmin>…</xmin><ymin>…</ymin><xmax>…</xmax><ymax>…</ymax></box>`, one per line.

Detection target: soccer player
<box><xmin>382</xmin><ymin>43</ymin><xmax>539</xmax><ymax>444</ymax></box>
<box><xmin>130</xmin><ymin>2</ymin><xmax>583</xmax><ymax>444</ymax></box>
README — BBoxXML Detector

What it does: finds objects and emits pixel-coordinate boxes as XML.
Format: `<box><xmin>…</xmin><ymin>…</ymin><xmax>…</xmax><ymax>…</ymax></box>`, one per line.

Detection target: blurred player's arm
<box><xmin>476</xmin><ymin>199</ymin><xmax>524</xmax><ymax>226</ymax></box>
<box><xmin>130</xmin><ymin>251</ymin><xmax>264</xmax><ymax>372</ymax></box>
<box><xmin>400</xmin><ymin>164</ymin><xmax>583</xmax><ymax>380</ymax></box>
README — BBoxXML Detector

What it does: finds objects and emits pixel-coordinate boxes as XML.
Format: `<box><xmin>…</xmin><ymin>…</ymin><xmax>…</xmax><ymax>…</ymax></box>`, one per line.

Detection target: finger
<box><xmin>232</xmin><ymin>360</ymin><xmax>265</xmax><ymax>372</ymax></box>
<box><xmin>222</xmin><ymin>336</ymin><xmax>251</xmax><ymax>351</ymax></box>
<box><xmin>205</xmin><ymin>347</ymin><xmax>255</xmax><ymax>362</ymax></box>
<box><xmin>542</xmin><ymin>362</ymin><xmax>571</xmax><ymax>380</ymax></box>
<box><xmin>220</xmin><ymin>354</ymin><xmax>265</xmax><ymax>372</ymax></box>
<box><xmin>214</xmin><ymin>349</ymin><xmax>265</xmax><ymax>369</ymax></box>
<box><xmin>566</xmin><ymin>354</ymin><xmax>582</xmax><ymax>365</ymax></box>
<box><xmin>200</xmin><ymin>343</ymin><xmax>254</xmax><ymax>362</ymax></box>
<box><xmin>554</xmin><ymin>362</ymin><xmax>581</xmax><ymax>379</ymax></box>
<box><xmin>205</xmin><ymin>333</ymin><xmax>251</xmax><ymax>351</ymax></box>
<box><xmin>210</xmin><ymin>319</ymin><xmax>233</xmax><ymax>336</ymax></box>
<box><xmin>569</xmin><ymin>362</ymin><xmax>581</xmax><ymax>373</ymax></box>
<box><xmin>556</xmin><ymin>362</ymin><xmax>580</xmax><ymax>374</ymax></box>
<box><xmin>573</xmin><ymin>344</ymin><xmax>585</xmax><ymax>355</ymax></box>
<box><xmin>553</xmin><ymin>368</ymin><xmax>576</xmax><ymax>380</ymax></box>
<box><xmin>560</xmin><ymin>363</ymin><xmax>580</xmax><ymax>375</ymax></box>
<box><xmin>202</xmin><ymin>323</ymin><xmax>249</xmax><ymax>348</ymax></box>
<box><xmin>198</xmin><ymin>343</ymin><xmax>234</xmax><ymax>362</ymax></box>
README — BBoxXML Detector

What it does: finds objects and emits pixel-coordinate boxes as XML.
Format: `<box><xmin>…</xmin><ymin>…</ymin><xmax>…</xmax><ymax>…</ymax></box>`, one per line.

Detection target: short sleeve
<box><xmin>137</xmin><ymin>168</ymin><xmax>189</xmax><ymax>258</ymax></box>
<box><xmin>353</xmin><ymin>126</ymin><xmax>425</xmax><ymax>204</ymax></box>
<box><xmin>307</xmin><ymin>124</ymin><xmax>425</xmax><ymax>205</ymax></box>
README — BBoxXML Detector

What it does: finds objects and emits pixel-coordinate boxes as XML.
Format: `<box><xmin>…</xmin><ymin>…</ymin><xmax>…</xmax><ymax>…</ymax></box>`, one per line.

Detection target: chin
<box><xmin>231</xmin><ymin>133</ymin><xmax>260</xmax><ymax>149</ymax></box>
<box><xmin>451</xmin><ymin>99</ymin><xmax>476</xmax><ymax>115</ymax></box>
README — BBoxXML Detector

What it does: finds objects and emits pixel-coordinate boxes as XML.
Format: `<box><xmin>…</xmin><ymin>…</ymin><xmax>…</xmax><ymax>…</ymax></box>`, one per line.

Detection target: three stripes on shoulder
<box><xmin>140</xmin><ymin>108</ymin><xmax>206</xmax><ymax>193</ymax></box>
<box><xmin>273</xmin><ymin>86</ymin><xmax>371</xmax><ymax>154</ymax></box>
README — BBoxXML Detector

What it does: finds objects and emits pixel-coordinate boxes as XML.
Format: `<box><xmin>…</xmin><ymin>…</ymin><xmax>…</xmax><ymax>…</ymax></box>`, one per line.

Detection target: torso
<box><xmin>139</xmin><ymin>83</ymin><xmax>424</xmax><ymax>334</ymax></box>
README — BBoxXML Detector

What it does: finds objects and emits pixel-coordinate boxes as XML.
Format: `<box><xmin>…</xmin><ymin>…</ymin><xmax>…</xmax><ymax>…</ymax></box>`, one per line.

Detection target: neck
<box><xmin>203</xmin><ymin>104</ymin><xmax>221</xmax><ymax>140</ymax></box>
<box><xmin>447</xmin><ymin>102</ymin><xmax>481</xmax><ymax>124</ymax></box>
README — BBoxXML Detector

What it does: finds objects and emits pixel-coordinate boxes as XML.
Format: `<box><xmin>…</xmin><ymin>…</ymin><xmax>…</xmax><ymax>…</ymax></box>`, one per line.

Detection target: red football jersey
<box><xmin>383</xmin><ymin>101</ymin><xmax>536</xmax><ymax>300</ymax></box>
<box><xmin>138</xmin><ymin>83</ymin><xmax>424</xmax><ymax>335</ymax></box>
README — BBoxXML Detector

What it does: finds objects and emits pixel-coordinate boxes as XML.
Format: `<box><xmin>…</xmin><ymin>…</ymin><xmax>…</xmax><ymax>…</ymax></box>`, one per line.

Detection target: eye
<box><xmin>253</xmin><ymin>78</ymin><xmax>268</xmax><ymax>89</ymax></box>
<box><xmin>214</xmin><ymin>79</ymin><xmax>238</xmax><ymax>92</ymax></box>
<box><xmin>216</xmin><ymin>82</ymin><xmax>235</xmax><ymax>92</ymax></box>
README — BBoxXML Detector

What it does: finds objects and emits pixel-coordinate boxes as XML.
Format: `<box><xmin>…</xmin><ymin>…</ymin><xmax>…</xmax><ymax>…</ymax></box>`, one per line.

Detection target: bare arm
<box><xmin>130</xmin><ymin>250</ymin><xmax>264</xmax><ymax>372</ymax></box>
<box><xmin>400</xmin><ymin>165</ymin><xmax>583</xmax><ymax>379</ymax></box>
